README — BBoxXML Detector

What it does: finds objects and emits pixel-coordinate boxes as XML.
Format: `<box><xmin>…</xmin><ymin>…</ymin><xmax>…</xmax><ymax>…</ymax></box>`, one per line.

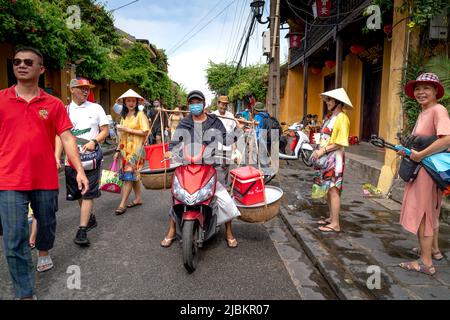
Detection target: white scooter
<box><xmin>279</xmin><ymin>122</ymin><xmax>315</xmax><ymax>167</ymax></box>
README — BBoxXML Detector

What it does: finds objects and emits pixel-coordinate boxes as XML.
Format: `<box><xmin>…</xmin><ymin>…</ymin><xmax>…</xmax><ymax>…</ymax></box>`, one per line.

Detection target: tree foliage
<box><xmin>372</xmin><ymin>0</ymin><xmax>449</xmax><ymax>26</ymax></box>
<box><xmin>206</xmin><ymin>61</ymin><xmax>268</xmax><ymax>102</ymax></box>
<box><xmin>103</xmin><ymin>43</ymin><xmax>186</xmax><ymax>107</ymax></box>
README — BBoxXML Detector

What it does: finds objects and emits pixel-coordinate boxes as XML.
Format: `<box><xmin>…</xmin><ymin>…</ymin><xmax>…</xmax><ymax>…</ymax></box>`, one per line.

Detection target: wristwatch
<box><xmin>91</xmin><ymin>139</ymin><xmax>99</xmax><ymax>146</ymax></box>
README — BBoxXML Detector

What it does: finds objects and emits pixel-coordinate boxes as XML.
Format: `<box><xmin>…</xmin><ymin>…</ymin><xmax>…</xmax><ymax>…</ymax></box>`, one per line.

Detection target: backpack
<box><xmin>261</xmin><ymin>113</ymin><xmax>282</xmax><ymax>141</ymax></box>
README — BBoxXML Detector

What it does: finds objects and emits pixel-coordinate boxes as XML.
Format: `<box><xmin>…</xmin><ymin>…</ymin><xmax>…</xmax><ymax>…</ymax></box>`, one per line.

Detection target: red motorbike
<box><xmin>170</xmin><ymin>145</ymin><xmax>220</xmax><ymax>273</ymax></box>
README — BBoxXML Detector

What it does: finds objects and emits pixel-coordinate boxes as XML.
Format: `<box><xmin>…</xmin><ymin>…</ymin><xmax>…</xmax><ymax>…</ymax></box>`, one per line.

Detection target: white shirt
<box><xmin>213</xmin><ymin>110</ymin><xmax>236</xmax><ymax>151</ymax></box>
<box><xmin>67</xmin><ymin>101</ymin><xmax>109</xmax><ymax>141</ymax></box>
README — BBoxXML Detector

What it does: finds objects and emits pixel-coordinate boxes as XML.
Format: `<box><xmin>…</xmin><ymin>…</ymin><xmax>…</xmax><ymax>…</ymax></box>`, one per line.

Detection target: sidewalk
<box><xmin>276</xmin><ymin>159</ymin><xmax>450</xmax><ymax>300</ymax></box>
<box><xmin>345</xmin><ymin>142</ymin><xmax>450</xmax><ymax>224</ymax></box>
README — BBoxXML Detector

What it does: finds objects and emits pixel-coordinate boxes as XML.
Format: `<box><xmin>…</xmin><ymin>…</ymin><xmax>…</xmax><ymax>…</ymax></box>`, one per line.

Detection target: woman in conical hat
<box><xmin>311</xmin><ymin>88</ymin><xmax>352</xmax><ymax>233</ymax></box>
<box><xmin>113</xmin><ymin>89</ymin><xmax>150</xmax><ymax>215</ymax></box>
<box><xmin>398</xmin><ymin>73</ymin><xmax>450</xmax><ymax>276</ymax></box>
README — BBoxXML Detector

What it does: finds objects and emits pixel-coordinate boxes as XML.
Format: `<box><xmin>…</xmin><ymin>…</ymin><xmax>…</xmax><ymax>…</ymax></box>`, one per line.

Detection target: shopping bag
<box><xmin>100</xmin><ymin>160</ymin><xmax>123</xmax><ymax>193</ymax></box>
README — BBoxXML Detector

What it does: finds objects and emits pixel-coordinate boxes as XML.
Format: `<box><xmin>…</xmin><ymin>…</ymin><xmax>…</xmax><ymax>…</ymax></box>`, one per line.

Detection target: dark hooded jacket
<box><xmin>169</xmin><ymin>113</ymin><xmax>240</xmax><ymax>160</ymax></box>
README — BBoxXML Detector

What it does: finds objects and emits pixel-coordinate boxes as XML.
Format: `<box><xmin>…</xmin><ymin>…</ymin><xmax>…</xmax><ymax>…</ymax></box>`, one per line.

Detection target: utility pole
<box><xmin>267</xmin><ymin>0</ymin><xmax>280</xmax><ymax>118</ymax></box>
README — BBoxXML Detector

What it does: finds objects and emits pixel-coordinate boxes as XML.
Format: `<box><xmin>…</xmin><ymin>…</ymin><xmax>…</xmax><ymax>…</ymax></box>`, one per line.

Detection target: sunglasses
<box><xmin>13</xmin><ymin>58</ymin><xmax>37</xmax><ymax>67</ymax></box>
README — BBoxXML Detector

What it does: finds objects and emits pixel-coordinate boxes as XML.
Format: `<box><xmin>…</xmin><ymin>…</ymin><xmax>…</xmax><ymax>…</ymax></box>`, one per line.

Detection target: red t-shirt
<box><xmin>0</xmin><ymin>86</ymin><xmax>73</xmax><ymax>190</ymax></box>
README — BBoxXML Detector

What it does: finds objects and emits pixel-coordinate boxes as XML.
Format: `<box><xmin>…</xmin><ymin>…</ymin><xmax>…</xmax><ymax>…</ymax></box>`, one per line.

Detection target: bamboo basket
<box><xmin>140</xmin><ymin>168</ymin><xmax>175</xmax><ymax>190</ymax></box>
<box><xmin>235</xmin><ymin>186</ymin><xmax>283</xmax><ymax>223</ymax></box>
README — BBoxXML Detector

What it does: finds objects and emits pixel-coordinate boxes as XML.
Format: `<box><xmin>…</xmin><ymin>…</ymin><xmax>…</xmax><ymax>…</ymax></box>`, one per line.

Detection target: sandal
<box><xmin>399</xmin><ymin>259</ymin><xmax>436</xmax><ymax>276</ymax></box>
<box><xmin>318</xmin><ymin>225</ymin><xmax>341</xmax><ymax>233</ymax></box>
<box><xmin>317</xmin><ymin>219</ymin><xmax>331</xmax><ymax>225</ymax></box>
<box><xmin>160</xmin><ymin>237</ymin><xmax>175</xmax><ymax>248</ymax></box>
<box><xmin>126</xmin><ymin>201</ymin><xmax>143</xmax><ymax>208</ymax></box>
<box><xmin>411</xmin><ymin>247</ymin><xmax>445</xmax><ymax>261</ymax></box>
<box><xmin>115</xmin><ymin>207</ymin><xmax>127</xmax><ymax>215</ymax></box>
<box><xmin>226</xmin><ymin>238</ymin><xmax>238</xmax><ymax>248</ymax></box>
<box><xmin>36</xmin><ymin>255</ymin><xmax>54</xmax><ymax>273</ymax></box>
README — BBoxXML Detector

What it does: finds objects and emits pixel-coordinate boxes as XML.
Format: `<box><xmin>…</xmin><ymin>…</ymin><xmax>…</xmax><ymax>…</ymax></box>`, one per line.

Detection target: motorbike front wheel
<box><xmin>301</xmin><ymin>149</ymin><xmax>314</xmax><ymax>167</ymax></box>
<box><xmin>182</xmin><ymin>220</ymin><xmax>199</xmax><ymax>273</ymax></box>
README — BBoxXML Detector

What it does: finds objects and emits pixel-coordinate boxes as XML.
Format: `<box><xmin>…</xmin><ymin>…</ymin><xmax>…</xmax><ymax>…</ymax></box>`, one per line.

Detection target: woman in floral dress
<box><xmin>113</xmin><ymin>89</ymin><xmax>150</xmax><ymax>215</ymax></box>
<box><xmin>311</xmin><ymin>88</ymin><xmax>352</xmax><ymax>233</ymax></box>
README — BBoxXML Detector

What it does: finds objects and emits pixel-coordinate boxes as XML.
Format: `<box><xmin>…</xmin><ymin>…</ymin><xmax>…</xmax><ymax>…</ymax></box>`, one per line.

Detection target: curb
<box><xmin>279</xmin><ymin>207</ymin><xmax>373</xmax><ymax>300</ymax></box>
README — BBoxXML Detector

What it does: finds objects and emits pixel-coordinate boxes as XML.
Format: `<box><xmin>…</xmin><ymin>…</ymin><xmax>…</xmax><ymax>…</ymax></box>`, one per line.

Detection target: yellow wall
<box><xmin>280</xmin><ymin>53</ymin><xmax>363</xmax><ymax>137</ymax></box>
<box><xmin>307</xmin><ymin>71</ymin><xmax>323</xmax><ymax>119</ymax></box>
<box><xmin>0</xmin><ymin>43</ymin><xmax>14</xmax><ymax>89</ymax></box>
<box><xmin>378</xmin><ymin>38</ymin><xmax>392</xmax><ymax>140</ymax></box>
<box><xmin>279</xmin><ymin>65</ymin><xmax>303</xmax><ymax>125</ymax></box>
<box><xmin>341</xmin><ymin>54</ymin><xmax>363</xmax><ymax>138</ymax></box>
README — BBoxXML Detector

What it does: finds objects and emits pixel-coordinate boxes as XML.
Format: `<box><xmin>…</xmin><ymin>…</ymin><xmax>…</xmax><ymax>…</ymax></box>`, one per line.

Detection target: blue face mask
<box><xmin>189</xmin><ymin>103</ymin><xmax>204</xmax><ymax>116</ymax></box>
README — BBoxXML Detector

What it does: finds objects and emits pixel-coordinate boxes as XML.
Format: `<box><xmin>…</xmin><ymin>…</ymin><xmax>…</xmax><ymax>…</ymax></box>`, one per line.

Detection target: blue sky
<box><xmin>103</xmin><ymin>0</ymin><xmax>288</xmax><ymax>104</ymax></box>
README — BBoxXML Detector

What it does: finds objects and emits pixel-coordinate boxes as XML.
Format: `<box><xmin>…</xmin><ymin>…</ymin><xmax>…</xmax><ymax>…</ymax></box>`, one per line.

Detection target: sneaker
<box><xmin>74</xmin><ymin>227</ymin><xmax>90</xmax><ymax>246</ymax></box>
<box><xmin>86</xmin><ymin>214</ymin><xmax>97</xmax><ymax>232</ymax></box>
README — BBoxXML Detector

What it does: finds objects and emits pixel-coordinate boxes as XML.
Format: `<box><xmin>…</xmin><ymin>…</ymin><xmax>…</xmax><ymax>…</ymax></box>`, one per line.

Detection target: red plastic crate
<box><xmin>145</xmin><ymin>143</ymin><xmax>170</xmax><ymax>170</ymax></box>
<box><xmin>230</xmin><ymin>166</ymin><xmax>265</xmax><ymax>205</ymax></box>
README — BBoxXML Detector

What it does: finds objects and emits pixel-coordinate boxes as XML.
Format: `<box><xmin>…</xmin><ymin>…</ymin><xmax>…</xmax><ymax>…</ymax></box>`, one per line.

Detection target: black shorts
<box><xmin>65</xmin><ymin>166</ymin><xmax>101</xmax><ymax>201</ymax></box>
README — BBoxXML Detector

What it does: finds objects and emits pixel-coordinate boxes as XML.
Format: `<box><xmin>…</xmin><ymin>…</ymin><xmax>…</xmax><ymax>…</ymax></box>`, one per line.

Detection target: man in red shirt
<box><xmin>0</xmin><ymin>47</ymin><xmax>89</xmax><ymax>300</ymax></box>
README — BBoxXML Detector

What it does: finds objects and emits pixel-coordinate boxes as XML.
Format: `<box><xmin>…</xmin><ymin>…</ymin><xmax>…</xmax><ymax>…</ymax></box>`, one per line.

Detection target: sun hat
<box><xmin>253</xmin><ymin>102</ymin><xmax>266</xmax><ymax>112</ymax></box>
<box><xmin>70</xmin><ymin>78</ymin><xmax>95</xmax><ymax>89</ymax></box>
<box><xmin>320</xmin><ymin>88</ymin><xmax>353</xmax><ymax>109</ymax></box>
<box><xmin>218</xmin><ymin>95</ymin><xmax>229</xmax><ymax>104</ymax></box>
<box><xmin>117</xmin><ymin>89</ymin><xmax>145</xmax><ymax>104</ymax></box>
<box><xmin>404</xmin><ymin>72</ymin><xmax>445</xmax><ymax>100</ymax></box>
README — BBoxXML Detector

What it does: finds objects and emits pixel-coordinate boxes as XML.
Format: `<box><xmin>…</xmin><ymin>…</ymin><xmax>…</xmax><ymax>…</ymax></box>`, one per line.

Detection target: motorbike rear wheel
<box><xmin>301</xmin><ymin>149</ymin><xmax>314</xmax><ymax>167</ymax></box>
<box><xmin>182</xmin><ymin>220</ymin><xmax>199</xmax><ymax>273</ymax></box>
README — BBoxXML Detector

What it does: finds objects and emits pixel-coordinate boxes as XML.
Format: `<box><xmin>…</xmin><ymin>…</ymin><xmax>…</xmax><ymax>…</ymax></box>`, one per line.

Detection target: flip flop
<box><xmin>226</xmin><ymin>238</ymin><xmax>238</xmax><ymax>248</ymax></box>
<box><xmin>160</xmin><ymin>237</ymin><xmax>175</xmax><ymax>248</ymax></box>
<box><xmin>115</xmin><ymin>207</ymin><xmax>127</xmax><ymax>215</ymax></box>
<box><xmin>317</xmin><ymin>219</ymin><xmax>331</xmax><ymax>225</ymax></box>
<box><xmin>126</xmin><ymin>201</ymin><xmax>143</xmax><ymax>208</ymax></box>
<box><xmin>399</xmin><ymin>259</ymin><xmax>436</xmax><ymax>276</ymax></box>
<box><xmin>36</xmin><ymin>255</ymin><xmax>54</xmax><ymax>273</ymax></box>
<box><xmin>318</xmin><ymin>225</ymin><xmax>341</xmax><ymax>233</ymax></box>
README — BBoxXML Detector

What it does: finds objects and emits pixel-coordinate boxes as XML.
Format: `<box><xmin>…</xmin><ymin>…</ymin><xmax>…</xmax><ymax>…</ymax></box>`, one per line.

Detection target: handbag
<box><xmin>79</xmin><ymin>144</ymin><xmax>103</xmax><ymax>170</ymax></box>
<box><xmin>398</xmin><ymin>157</ymin><xmax>421</xmax><ymax>182</ymax></box>
<box><xmin>99</xmin><ymin>159</ymin><xmax>123</xmax><ymax>193</ymax></box>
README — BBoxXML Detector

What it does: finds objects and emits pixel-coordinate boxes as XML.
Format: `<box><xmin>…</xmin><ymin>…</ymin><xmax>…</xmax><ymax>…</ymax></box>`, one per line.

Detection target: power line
<box><xmin>110</xmin><ymin>0</ymin><xmax>139</xmax><ymax>12</ymax></box>
<box><xmin>168</xmin><ymin>0</ymin><xmax>236</xmax><ymax>54</ymax></box>
<box><xmin>229</xmin><ymin>0</ymin><xmax>250</xmax><ymax>62</ymax></box>
<box><xmin>225</xmin><ymin>0</ymin><xmax>241</xmax><ymax>60</ymax></box>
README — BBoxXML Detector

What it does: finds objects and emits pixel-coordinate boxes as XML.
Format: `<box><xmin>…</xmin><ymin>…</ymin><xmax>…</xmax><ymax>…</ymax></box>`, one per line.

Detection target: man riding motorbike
<box><xmin>161</xmin><ymin>90</ymin><xmax>245</xmax><ymax>248</ymax></box>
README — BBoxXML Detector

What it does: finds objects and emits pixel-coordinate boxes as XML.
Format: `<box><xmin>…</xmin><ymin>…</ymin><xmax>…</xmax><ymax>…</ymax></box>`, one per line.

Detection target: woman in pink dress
<box><xmin>399</xmin><ymin>73</ymin><xmax>450</xmax><ymax>276</ymax></box>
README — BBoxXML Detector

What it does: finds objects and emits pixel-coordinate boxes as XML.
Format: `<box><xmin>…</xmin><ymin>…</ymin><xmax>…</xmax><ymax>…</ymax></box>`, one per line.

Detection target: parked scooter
<box><xmin>279</xmin><ymin>122</ymin><xmax>315</xmax><ymax>166</ymax></box>
<box><xmin>168</xmin><ymin>145</ymin><xmax>222</xmax><ymax>273</ymax></box>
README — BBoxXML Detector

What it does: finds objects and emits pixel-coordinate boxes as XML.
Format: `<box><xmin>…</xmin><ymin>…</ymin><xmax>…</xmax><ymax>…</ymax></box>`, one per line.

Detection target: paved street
<box><xmin>0</xmin><ymin>155</ymin><xmax>336</xmax><ymax>300</ymax></box>
<box><xmin>277</xmin><ymin>159</ymin><xmax>450</xmax><ymax>300</ymax></box>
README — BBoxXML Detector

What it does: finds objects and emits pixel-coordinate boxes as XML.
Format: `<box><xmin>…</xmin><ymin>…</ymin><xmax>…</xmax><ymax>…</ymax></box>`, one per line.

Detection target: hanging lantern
<box><xmin>310</xmin><ymin>66</ymin><xmax>322</xmax><ymax>75</ymax></box>
<box><xmin>383</xmin><ymin>24</ymin><xmax>392</xmax><ymax>35</ymax></box>
<box><xmin>325</xmin><ymin>60</ymin><xmax>336</xmax><ymax>68</ymax></box>
<box><xmin>350</xmin><ymin>44</ymin><xmax>365</xmax><ymax>55</ymax></box>
<box><xmin>288</xmin><ymin>32</ymin><xmax>302</xmax><ymax>49</ymax></box>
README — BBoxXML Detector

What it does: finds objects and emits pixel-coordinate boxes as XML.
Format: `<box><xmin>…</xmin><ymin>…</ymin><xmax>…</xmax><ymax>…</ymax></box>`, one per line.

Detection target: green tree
<box><xmin>206</xmin><ymin>61</ymin><xmax>268</xmax><ymax>102</ymax></box>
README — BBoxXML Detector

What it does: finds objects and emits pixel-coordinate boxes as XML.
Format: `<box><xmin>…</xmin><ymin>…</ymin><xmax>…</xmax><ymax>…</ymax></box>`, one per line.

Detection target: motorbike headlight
<box><xmin>172</xmin><ymin>175</ymin><xmax>192</xmax><ymax>204</ymax></box>
<box><xmin>195</xmin><ymin>175</ymin><xmax>216</xmax><ymax>203</ymax></box>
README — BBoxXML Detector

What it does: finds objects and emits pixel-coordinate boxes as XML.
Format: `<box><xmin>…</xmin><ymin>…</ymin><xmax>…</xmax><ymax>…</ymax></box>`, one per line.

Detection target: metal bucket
<box><xmin>235</xmin><ymin>186</ymin><xmax>283</xmax><ymax>223</ymax></box>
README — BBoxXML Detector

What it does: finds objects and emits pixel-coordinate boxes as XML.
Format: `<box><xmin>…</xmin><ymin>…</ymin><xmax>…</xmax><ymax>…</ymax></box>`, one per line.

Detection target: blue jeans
<box><xmin>0</xmin><ymin>190</ymin><xmax>58</xmax><ymax>298</ymax></box>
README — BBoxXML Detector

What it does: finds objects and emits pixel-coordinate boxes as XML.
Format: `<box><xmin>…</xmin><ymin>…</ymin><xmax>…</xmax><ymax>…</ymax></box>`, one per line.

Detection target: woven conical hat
<box><xmin>117</xmin><ymin>89</ymin><xmax>144</xmax><ymax>103</ymax></box>
<box><xmin>320</xmin><ymin>88</ymin><xmax>353</xmax><ymax>109</ymax></box>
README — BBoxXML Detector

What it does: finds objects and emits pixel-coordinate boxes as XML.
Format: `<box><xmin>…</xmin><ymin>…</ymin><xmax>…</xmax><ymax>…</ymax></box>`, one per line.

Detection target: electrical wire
<box><xmin>229</xmin><ymin>0</ymin><xmax>250</xmax><ymax>62</ymax></box>
<box><xmin>225</xmin><ymin>0</ymin><xmax>241</xmax><ymax>60</ymax></box>
<box><xmin>167</xmin><ymin>0</ymin><xmax>223</xmax><ymax>53</ymax></box>
<box><xmin>168</xmin><ymin>0</ymin><xmax>238</xmax><ymax>56</ymax></box>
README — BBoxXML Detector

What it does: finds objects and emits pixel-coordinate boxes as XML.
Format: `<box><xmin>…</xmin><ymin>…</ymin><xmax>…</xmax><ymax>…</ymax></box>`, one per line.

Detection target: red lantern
<box><xmin>383</xmin><ymin>24</ymin><xmax>392</xmax><ymax>35</ymax></box>
<box><xmin>288</xmin><ymin>32</ymin><xmax>302</xmax><ymax>49</ymax></box>
<box><xmin>350</xmin><ymin>44</ymin><xmax>365</xmax><ymax>55</ymax></box>
<box><xmin>316</xmin><ymin>0</ymin><xmax>332</xmax><ymax>17</ymax></box>
<box><xmin>325</xmin><ymin>60</ymin><xmax>336</xmax><ymax>68</ymax></box>
<box><xmin>311</xmin><ymin>66</ymin><xmax>322</xmax><ymax>75</ymax></box>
